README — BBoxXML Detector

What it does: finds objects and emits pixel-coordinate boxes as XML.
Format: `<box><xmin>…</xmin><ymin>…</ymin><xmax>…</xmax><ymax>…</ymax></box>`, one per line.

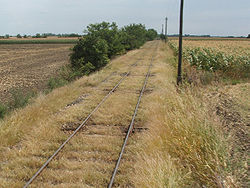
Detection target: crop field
<box><xmin>0</xmin><ymin>37</ymin><xmax>78</xmax><ymax>44</ymax></box>
<box><xmin>169</xmin><ymin>38</ymin><xmax>250</xmax><ymax>78</ymax></box>
<box><xmin>0</xmin><ymin>44</ymin><xmax>73</xmax><ymax>103</ymax></box>
<box><xmin>170</xmin><ymin>38</ymin><xmax>250</xmax><ymax>56</ymax></box>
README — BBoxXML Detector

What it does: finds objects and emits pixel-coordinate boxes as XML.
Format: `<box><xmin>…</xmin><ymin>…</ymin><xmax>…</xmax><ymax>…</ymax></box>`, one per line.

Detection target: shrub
<box><xmin>47</xmin><ymin>77</ymin><xmax>68</xmax><ymax>90</ymax></box>
<box><xmin>70</xmin><ymin>36</ymin><xmax>109</xmax><ymax>75</ymax></box>
<box><xmin>85</xmin><ymin>22</ymin><xmax>125</xmax><ymax>58</ymax></box>
<box><xmin>70</xmin><ymin>22</ymin><xmax>156</xmax><ymax>78</ymax></box>
<box><xmin>146</xmin><ymin>29</ymin><xmax>158</xmax><ymax>41</ymax></box>
<box><xmin>121</xmin><ymin>24</ymin><xmax>147</xmax><ymax>50</ymax></box>
<box><xmin>0</xmin><ymin>103</ymin><xmax>7</xmax><ymax>119</ymax></box>
<box><xmin>9</xmin><ymin>90</ymin><xmax>34</xmax><ymax>109</ymax></box>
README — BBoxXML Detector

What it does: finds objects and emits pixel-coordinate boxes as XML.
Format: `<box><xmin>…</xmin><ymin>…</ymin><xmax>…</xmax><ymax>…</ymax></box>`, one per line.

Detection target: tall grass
<box><xmin>132</xmin><ymin>42</ymin><xmax>233</xmax><ymax>187</ymax></box>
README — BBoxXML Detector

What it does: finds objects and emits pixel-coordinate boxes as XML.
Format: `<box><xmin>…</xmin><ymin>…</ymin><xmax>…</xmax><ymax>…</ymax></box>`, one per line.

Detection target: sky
<box><xmin>0</xmin><ymin>0</ymin><xmax>249</xmax><ymax>36</ymax></box>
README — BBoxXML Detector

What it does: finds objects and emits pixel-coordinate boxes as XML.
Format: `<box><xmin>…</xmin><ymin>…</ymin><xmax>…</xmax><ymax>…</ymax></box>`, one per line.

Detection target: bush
<box><xmin>146</xmin><ymin>29</ymin><xmax>158</xmax><ymax>41</ymax></box>
<box><xmin>121</xmin><ymin>24</ymin><xmax>147</xmax><ymax>50</ymax></box>
<box><xmin>48</xmin><ymin>77</ymin><xmax>69</xmax><ymax>90</ymax></box>
<box><xmin>85</xmin><ymin>22</ymin><xmax>125</xmax><ymax>58</ymax></box>
<box><xmin>0</xmin><ymin>103</ymin><xmax>7</xmax><ymax>119</ymax></box>
<box><xmin>9</xmin><ymin>90</ymin><xmax>34</xmax><ymax>109</ymax></box>
<box><xmin>70</xmin><ymin>36</ymin><xmax>109</xmax><ymax>75</ymax></box>
<box><xmin>70</xmin><ymin>22</ymin><xmax>157</xmax><ymax>78</ymax></box>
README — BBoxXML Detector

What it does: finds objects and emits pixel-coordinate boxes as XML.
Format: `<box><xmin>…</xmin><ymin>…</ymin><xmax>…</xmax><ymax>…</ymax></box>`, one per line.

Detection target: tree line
<box><xmin>0</xmin><ymin>33</ymin><xmax>82</xmax><ymax>39</ymax></box>
<box><xmin>70</xmin><ymin>22</ymin><xmax>158</xmax><ymax>76</ymax></box>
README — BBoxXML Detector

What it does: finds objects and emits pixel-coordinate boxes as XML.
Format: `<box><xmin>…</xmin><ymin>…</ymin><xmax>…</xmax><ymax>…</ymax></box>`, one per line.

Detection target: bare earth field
<box><xmin>0</xmin><ymin>44</ymin><xmax>73</xmax><ymax>103</ymax></box>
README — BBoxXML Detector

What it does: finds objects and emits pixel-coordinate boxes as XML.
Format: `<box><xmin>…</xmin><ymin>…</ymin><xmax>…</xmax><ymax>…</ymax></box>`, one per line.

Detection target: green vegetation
<box><xmin>0</xmin><ymin>90</ymin><xmax>35</xmax><ymax>119</ymax></box>
<box><xmin>0</xmin><ymin>21</ymin><xmax>157</xmax><ymax>120</ymax></box>
<box><xmin>9</xmin><ymin>90</ymin><xmax>35</xmax><ymax>109</ymax></box>
<box><xmin>121</xmin><ymin>23</ymin><xmax>149</xmax><ymax>50</ymax></box>
<box><xmin>0</xmin><ymin>103</ymin><xmax>7</xmax><ymax>119</ymax></box>
<box><xmin>146</xmin><ymin>29</ymin><xmax>158</xmax><ymax>41</ymax></box>
<box><xmin>47</xmin><ymin>77</ymin><xmax>69</xmax><ymax>90</ymax></box>
<box><xmin>70</xmin><ymin>21</ymin><xmax>157</xmax><ymax>76</ymax></box>
<box><xmin>169</xmin><ymin>41</ymin><xmax>250</xmax><ymax>79</ymax></box>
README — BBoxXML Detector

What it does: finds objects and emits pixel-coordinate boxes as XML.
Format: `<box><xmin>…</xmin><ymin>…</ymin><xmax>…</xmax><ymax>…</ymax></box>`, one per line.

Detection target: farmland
<box><xmin>0</xmin><ymin>37</ymin><xmax>78</xmax><ymax>44</ymax></box>
<box><xmin>0</xmin><ymin>39</ymin><xmax>249</xmax><ymax>187</ymax></box>
<box><xmin>169</xmin><ymin>38</ymin><xmax>250</xmax><ymax>56</ymax></box>
<box><xmin>169</xmin><ymin>38</ymin><xmax>250</xmax><ymax>79</ymax></box>
<box><xmin>0</xmin><ymin>43</ymin><xmax>73</xmax><ymax>103</ymax></box>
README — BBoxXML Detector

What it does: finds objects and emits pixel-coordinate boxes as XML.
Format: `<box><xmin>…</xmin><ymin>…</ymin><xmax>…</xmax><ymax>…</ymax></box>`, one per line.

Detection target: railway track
<box><xmin>17</xmin><ymin>41</ymin><xmax>158</xmax><ymax>187</ymax></box>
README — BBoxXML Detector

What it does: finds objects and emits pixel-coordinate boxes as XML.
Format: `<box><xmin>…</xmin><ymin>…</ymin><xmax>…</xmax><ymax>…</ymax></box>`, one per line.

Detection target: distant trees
<box><xmin>70</xmin><ymin>22</ymin><xmax>158</xmax><ymax>76</ymax></box>
<box><xmin>121</xmin><ymin>24</ymin><xmax>148</xmax><ymax>50</ymax></box>
<box><xmin>32</xmin><ymin>33</ymin><xmax>47</xmax><ymax>38</ymax></box>
<box><xmin>247</xmin><ymin>34</ymin><xmax>250</xmax><ymax>38</ymax></box>
<box><xmin>58</xmin><ymin>33</ymin><xmax>81</xmax><ymax>38</ymax></box>
<box><xmin>17</xmin><ymin>34</ymin><xmax>22</xmax><ymax>38</ymax></box>
<box><xmin>146</xmin><ymin>29</ymin><xmax>158</xmax><ymax>41</ymax></box>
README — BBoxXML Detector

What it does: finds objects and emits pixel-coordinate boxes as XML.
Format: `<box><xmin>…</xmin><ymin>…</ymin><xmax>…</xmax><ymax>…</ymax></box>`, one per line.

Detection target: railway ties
<box><xmin>23</xmin><ymin>42</ymin><xmax>158</xmax><ymax>188</ymax></box>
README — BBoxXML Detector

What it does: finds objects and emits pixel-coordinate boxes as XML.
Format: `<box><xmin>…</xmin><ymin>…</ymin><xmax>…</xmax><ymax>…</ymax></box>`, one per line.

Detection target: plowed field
<box><xmin>0</xmin><ymin>44</ymin><xmax>73</xmax><ymax>103</ymax></box>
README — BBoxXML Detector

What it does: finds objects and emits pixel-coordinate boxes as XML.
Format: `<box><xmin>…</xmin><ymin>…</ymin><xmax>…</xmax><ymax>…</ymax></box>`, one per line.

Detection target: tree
<box><xmin>85</xmin><ymin>22</ymin><xmax>125</xmax><ymax>58</ymax></box>
<box><xmin>146</xmin><ymin>29</ymin><xmax>158</xmax><ymax>41</ymax></box>
<box><xmin>17</xmin><ymin>34</ymin><xmax>22</xmax><ymax>38</ymax></box>
<box><xmin>35</xmin><ymin>33</ymin><xmax>41</xmax><ymax>38</ymax></box>
<box><xmin>247</xmin><ymin>34</ymin><xmax>250</xmax><ymax>38</ymax></box>
<box><xmin>70</xmin><ymin>21</ymin><xmax>157</xmax><ymax>77</ymax></box>
<box><xmin>121</xmin><ymin>24</ymin><xmax>147</xmax><ymax>50</ymax></box>
<box><xmin>70</xmin><ymin>36</ymin><xmax>109</xmax><ymax>75</ymax></box>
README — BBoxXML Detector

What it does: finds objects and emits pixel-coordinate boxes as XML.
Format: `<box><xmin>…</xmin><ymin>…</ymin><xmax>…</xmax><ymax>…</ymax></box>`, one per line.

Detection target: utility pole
<box><xmin>165</xmin><ymin>17</ymin><xmax>168</xmax><ymax>43</ymax></box>
<box><xmin>177</xmin><ymin>0</ymin><xmax>184</xmax><ymax>85</ymax></box>
<box><xmin>162</xmin><ymin>24</ymin><xmax>164</xmax><ymax>35</ymax></box>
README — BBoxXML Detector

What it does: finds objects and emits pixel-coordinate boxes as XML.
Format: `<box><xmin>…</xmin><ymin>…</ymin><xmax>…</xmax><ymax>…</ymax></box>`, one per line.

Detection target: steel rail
<box><xmin>108</xmin><ymin>55</ymin><xmax>155</xmax><ymax>188</ymax></box>
<box><xmin>23</xmin><ymin>63</ymin><xmax>138</xmax><ymax>188</ymax></box>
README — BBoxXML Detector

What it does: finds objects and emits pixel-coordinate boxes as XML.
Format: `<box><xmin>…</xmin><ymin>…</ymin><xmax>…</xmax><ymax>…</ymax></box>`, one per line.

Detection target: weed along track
<box><xmin>19</xmin><ymin>41</ymin><xmax>159</xmax><ymax>187</ymax></box>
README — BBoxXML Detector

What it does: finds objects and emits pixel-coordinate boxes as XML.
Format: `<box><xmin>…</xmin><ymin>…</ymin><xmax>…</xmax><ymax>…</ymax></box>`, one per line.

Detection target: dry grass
<box><xmin>0</xmin><ymin>41</ymin><xmax>236</xmax><ymax>187</ymax></box>
<box><xmin>131</xmin><ymin>42</ymin><xmax>232</xmax><ymax>187</ymax></box>
<box><xmin>0</xmin><ymin>41</ymin><xmax>157</xmax><ymax>187</ymax></box>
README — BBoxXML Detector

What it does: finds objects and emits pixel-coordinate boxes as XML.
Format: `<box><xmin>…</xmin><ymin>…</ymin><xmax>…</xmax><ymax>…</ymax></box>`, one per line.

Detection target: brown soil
<box><xmin>0</xmin><ymin>44</ymin><xmax>73</xmax><ymax>103</ymax></box>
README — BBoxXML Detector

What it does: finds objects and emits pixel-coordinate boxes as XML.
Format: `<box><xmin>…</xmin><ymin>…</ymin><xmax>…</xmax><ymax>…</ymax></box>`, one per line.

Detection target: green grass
<box><xmin>0</xmin><ymin>39</ymin><xmax>78</xmax><ymax>44</ymax></box>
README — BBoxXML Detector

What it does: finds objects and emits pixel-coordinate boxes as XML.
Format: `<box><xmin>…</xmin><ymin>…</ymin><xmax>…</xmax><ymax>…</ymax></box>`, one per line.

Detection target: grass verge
<box><xmin>132</xmin><ymin>42</ymin><xmax>234</xmax><ymax>187</ymax></box>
